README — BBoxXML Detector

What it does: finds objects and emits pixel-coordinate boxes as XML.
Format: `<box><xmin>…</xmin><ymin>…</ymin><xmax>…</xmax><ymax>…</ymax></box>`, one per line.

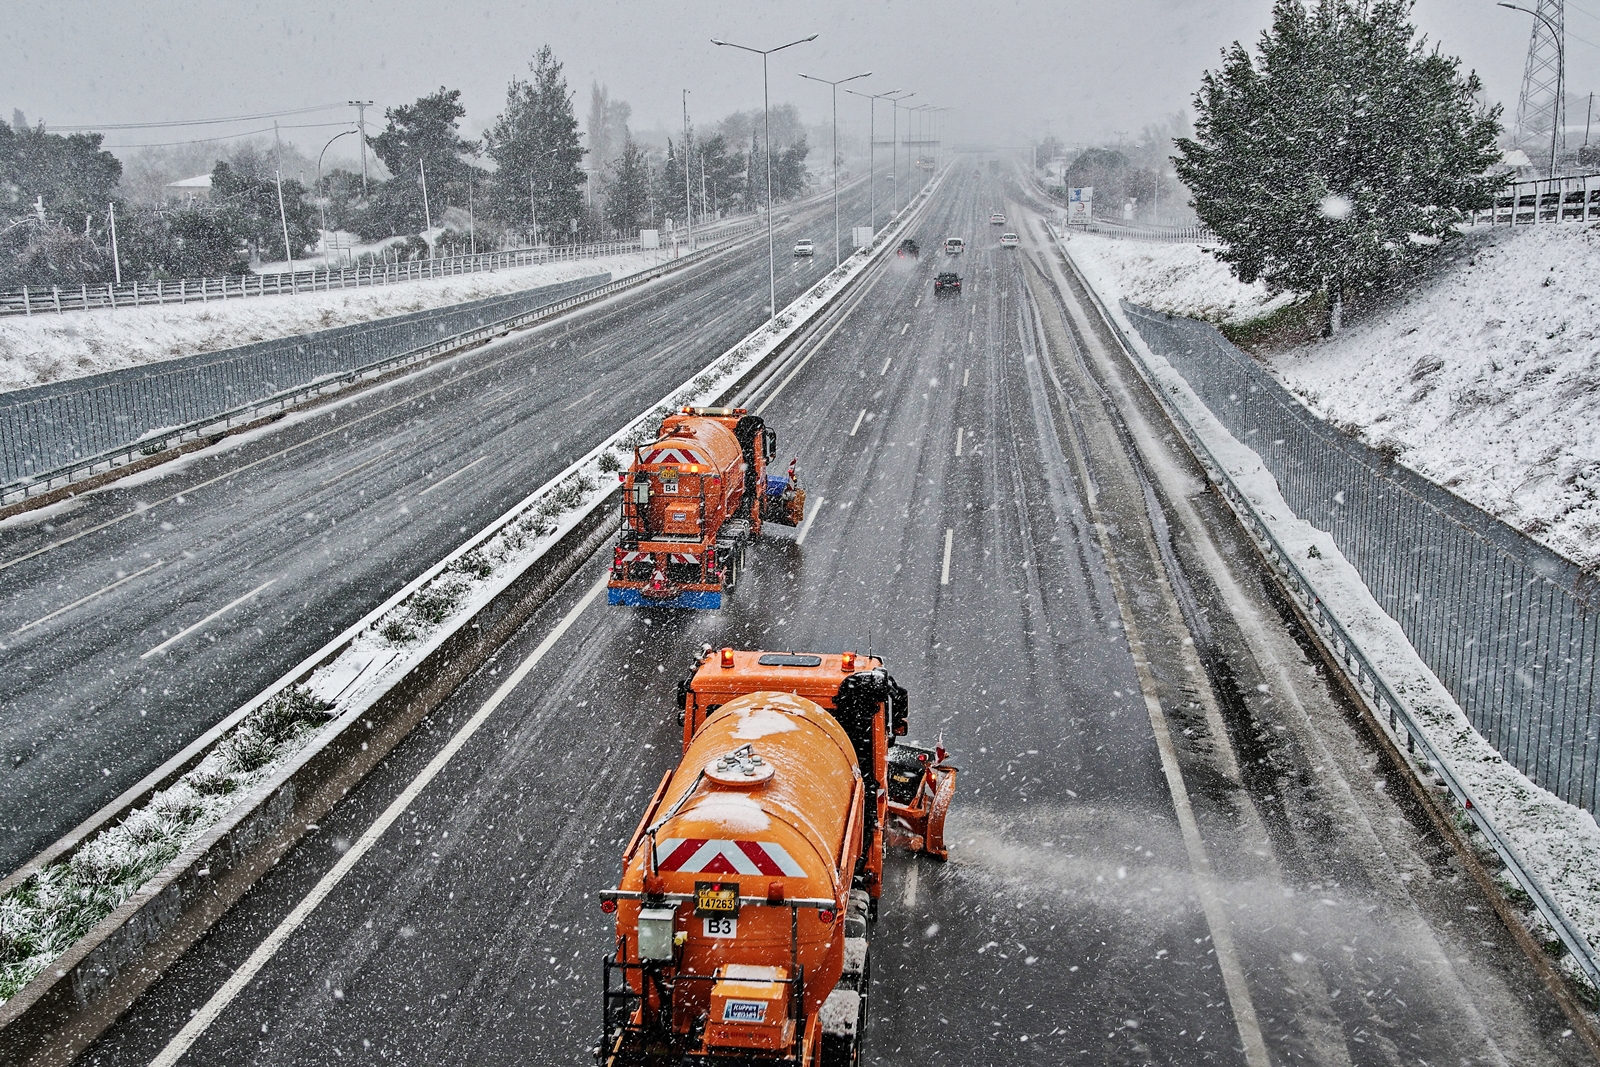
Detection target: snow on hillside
<box><xmin>0</xmin><ymin>252</ymin><xmax>665</xmax><ymax>395</ymax></box>
<box><xmin>1070</xmin><ymin>225</ymin><xmax>1600</xmax><ymax>570</ymax></box>
<box><xmin>1064</xmin><ymin>233</ymin><xmax>1296</xmax><ymax>325</ymax></box>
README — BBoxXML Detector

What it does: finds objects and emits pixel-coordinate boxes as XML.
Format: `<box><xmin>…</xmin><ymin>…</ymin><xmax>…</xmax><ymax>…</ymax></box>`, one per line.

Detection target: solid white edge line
<box><xmin>794</xmin><ymin>497</ymin><xmax>825</xmax><ymax>547</ymax></box>
<box><xmin>11</xmin><ymin>559</ymin><xmax>164</xmax><ymax>635</ymax></box>
<box><xmin>140</xmin><ymin>578</ymin><xmax>277</xmax><ymax>659</ymax></box>
<box><xmin>417</xmin><ymin>455</ymin><xmax>488</xmax><ymax>497</ymax></box>
<box><xmin>146</xmin><ymin>573</ymin><xmax>609</xmax><ymax>1067</ymax></box>
<box><xmin>849</xmin><ymin>410</ymin><xmax>866</xmax><ymax>437</ymax></box>
<box><xmin>940</xmin><ymin>529</ymin><xmax>953</xmax><ymax>585</ymax></box>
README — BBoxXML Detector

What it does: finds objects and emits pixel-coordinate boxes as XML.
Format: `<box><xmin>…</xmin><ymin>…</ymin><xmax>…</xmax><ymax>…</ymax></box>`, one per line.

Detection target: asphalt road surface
<box><xmin>82</xmin><ymin>165</ymin><xmax>1588</xmax><ymax>1066</ymax></box>
<box><xmin>0</xmin><ymin>179</ymin><xmax>888</xmax><ymax>872</ymax></box>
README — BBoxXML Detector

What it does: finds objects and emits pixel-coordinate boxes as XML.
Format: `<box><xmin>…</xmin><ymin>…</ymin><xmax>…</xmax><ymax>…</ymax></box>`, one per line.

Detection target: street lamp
<box><xmin>889</xmin><ymin>94</ymin><xmax>919</xmax><ymax>214</ymax></box>
<box><xmin>912</xmin><ymin>104</ymin><xmax>934</xmax><ymax>180</ymax></box>
<box><xmin>845</xmin><ymin>87</ymin><xmax>905</xmax><ymax>233</ymax></box>
<box><xmin>1499</xmin><ymin>2</ymin><xmax>1565</xmax><ymax>177</ymax></box>
<box><xmin>317</xmin><ymin>129</ymin><xmax>359</xmax><ymax>262</ymax></box>
<box><xmin>798</xmin><ymin>69</ymin><xmax>872</xmax><ymax>265</ymax></box>
<box><xmin>712</xmin><ymin>33</ymin><xmax>818</xmax><ymax>319</ymax></box>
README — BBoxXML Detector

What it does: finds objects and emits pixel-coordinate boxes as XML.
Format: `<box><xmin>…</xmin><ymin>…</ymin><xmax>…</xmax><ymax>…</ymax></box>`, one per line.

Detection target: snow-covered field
<box><xmin>1069</xmin><ymin>225</ymin><xmax>1600</xmax><ymax>569</ymax></box>
<box><xmin>0</xmin><ymin>252</ymin><xmax>667</xmax><ymax>395</ymax></box>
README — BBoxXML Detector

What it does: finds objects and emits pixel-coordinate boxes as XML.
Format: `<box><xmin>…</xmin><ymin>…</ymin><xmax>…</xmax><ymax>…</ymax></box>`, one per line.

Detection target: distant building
<box><xmin>165</xmin><ymin>174</ymin><xmax>213</xmax><ymax>203</ymax></box>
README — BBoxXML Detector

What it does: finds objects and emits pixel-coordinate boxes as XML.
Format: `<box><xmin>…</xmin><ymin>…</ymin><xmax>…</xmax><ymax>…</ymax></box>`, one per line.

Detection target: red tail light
<box><xmin>817</xmin><ymin>909</ymin><xmax>836</xmax><ymax>925</ymax></box>
<box><xmin>600</xmin><ymin>898</ymin><xmax>617</xmax><ymax>914</ymax></box>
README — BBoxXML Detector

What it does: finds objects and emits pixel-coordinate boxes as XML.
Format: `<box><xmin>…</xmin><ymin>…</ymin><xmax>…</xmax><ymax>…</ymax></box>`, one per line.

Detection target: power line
<box><xmin>45</xmin><ymin>102</ymin><xmax>351</xmax><ymax>133</ymax></box>
<box><xmin>104</xmin><ymin>120</ymin><xmax>360</xmax><ymax>150</ymax></box>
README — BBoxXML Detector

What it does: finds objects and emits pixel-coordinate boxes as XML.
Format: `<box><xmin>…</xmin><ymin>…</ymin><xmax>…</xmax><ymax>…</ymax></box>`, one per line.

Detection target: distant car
<box><xmin>999</xmin><ymin>232</ymin><xmax>1020</xmax><ymax>248</ymax></box>
<box><xmin>934</xmin><ymin>271</ymin><xmax>962</xmax><ymax>295</ymax></box>
<box><xmin>944</xmin><ymin>237</ymin><xmax>965</xmax><ymax>255</ymax></box>
<box><xmin>990</xmin><ymin>212</ymin><xmax>1006</xmax><ymax>225</ymax></box>
<box><xmin>793</xmin><ymin>239</ymin><xmax>814</xmax><ymax>257</ymax></box>
<box><xmin>898</xmin><ymin>237</ymin><xmax>920</xmax><ymax>258</ymax></box>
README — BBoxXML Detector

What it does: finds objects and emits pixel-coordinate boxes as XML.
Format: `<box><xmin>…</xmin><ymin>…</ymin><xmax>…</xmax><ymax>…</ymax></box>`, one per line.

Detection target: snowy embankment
<box><xmin>1068</xmin><ymin>225</ymin><xmax>1600</xmax><ymax>569</ymax></box>
<box><xmin>0</xmin><ymin>252</ymin><xmax>666</xmax><ymax>395</ymax></box>
<box><xmin>1069</xmin><ymin>231</ymin><xmax>1600</xmax><ymax>996</ymax></box>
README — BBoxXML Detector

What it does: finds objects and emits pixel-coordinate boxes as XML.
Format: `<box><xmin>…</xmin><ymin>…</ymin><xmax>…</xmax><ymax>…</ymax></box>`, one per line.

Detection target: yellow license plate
<box><xmin>695</xmin><ymin>880</ymin><xmax>740</xmax><ymax>917</ymax></box>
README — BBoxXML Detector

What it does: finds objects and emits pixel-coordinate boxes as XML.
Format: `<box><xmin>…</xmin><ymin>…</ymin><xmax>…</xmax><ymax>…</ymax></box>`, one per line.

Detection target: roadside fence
<box><xmin>0</xmin><ymin>216</ymin><xmax>761</xmax><ymax>317</ymax></box>
<box><xmin>1468</xmin><ymin>173</ymin><xmax>1600</xmax><ymax>226</ymax></box>
<box><xmin>1122</xmin><ymin>303</ymin><xmax>1600</xmax><ymax>821</ymax></box>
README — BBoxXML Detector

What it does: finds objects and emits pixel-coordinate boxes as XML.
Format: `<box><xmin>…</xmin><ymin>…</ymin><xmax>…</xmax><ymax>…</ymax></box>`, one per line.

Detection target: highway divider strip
<box><xmin>0</xmin><ymin>165</ymin><xmax>945</xmax><ymax>1067</ymax></box>
<box><xmin>1046</xmin><ymin>222</ymin><xmax>1600</xmax><ymax>1027</ymax></box>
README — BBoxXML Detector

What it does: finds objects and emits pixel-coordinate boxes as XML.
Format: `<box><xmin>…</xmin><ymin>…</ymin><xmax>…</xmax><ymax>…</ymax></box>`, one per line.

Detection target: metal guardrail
<box><xmin>1050</xmin><ymin>274</ymin><xmax>1600</xmax><ymax>994</ymax></box>
<box><xmin>1468</xmin><ymin>173</ymin><xmax>1600</xmax><ymax>226</ymax></box>
<box><xmin>1120</xmin><ymin>305</ymin><xmax>1600</xmax><ymax>823</ymax></box>
<box><xmin>0</xmin><ymin>220</ymin><xmax>769</xmax><ymax>506</ymax></box>
<box><xmin>0</xmin><ymin>222</ymin><xmax>762</xmax><ymax>316</ymax></box>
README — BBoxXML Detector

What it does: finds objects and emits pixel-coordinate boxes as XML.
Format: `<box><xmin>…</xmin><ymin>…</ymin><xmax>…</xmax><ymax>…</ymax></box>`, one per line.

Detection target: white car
<box><xmin>999</xmin><ymin>232</ymin><xmax>1020</xmax><ymax>248</ymax></box>
<box><xmin>793</xmin><ymin>239</ymin><xmax>814</xmax><ymax>257</ymax></box>
<box><xmin>944</xmin><ymin>237</ymin><xmax>965</xmax><ymax>255</ymax></box>
<box><xmin>990</xmin><ymin>212</ymin><xmax>1006</xmax><ymax>225</ymax></box>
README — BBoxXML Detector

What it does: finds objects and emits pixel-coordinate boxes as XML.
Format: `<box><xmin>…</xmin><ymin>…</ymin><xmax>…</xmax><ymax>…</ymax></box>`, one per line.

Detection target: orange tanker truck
<box><xmin>597</xmin><ymin>649</ymin><xmax>956</xmax><ymax>1066</ymax></box>
<box><xmin>609</xmin><ymin>408</ymin><xmax>805</xmax><ymax>609</ymax></box>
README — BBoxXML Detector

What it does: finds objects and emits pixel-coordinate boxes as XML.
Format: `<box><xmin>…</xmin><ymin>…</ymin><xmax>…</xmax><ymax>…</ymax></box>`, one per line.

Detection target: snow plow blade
<box><xmin>884</xmin><ymin>742</ymin><xmax>957</xmax><ymax>861</ymax></box>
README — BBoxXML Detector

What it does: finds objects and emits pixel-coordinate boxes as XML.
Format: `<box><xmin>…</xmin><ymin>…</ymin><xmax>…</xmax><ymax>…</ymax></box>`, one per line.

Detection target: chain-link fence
<box><xmin>1124</xmin><ymin>302</ymin><xmax>1600</xmax><ymax>818</ymax></box>
<box><xmin>0</xmin><ymin>274</ymin><xmax>607</xmax><ymax>494</ymax></box>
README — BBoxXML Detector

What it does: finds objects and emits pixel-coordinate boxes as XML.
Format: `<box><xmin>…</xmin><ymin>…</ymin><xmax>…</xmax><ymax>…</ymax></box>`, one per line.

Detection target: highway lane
<box><xmin>0</xmin><ymin>179</ymin><xmax>886</xmax><ymax>873</ymax></box>
<box><xmin>83</xmin><ymin>165</ymin><xmax>1587</xmax><ymax>1066</ymax></box>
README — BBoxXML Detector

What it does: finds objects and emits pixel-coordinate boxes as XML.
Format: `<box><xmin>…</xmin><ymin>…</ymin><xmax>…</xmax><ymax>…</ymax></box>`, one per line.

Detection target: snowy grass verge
<box><xmin>1068</xmin><ymin>239</ymin><xmax>1600</xmax><ymax>1000</ymax></box>
<box><xmin>0</xmin><ymin>166</ymin><xmax>944</xmax><ymax>1014</ymax></box>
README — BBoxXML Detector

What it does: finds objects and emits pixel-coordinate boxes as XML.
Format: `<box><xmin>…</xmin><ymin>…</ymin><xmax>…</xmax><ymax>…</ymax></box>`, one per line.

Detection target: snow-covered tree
<box><xmin>607</xmin><ymin>136</ymin><xmax>651</xmax><ymax>234</ymax></box>
<box><xmin>1172</xmin><ymin>0</ymin><xmax>1501</xmax><ymax>332</ymax></box>
<box><xmin>485</xmin><ymin>46</ymin><xmax>586</xmax><ymax>243</ymax></box>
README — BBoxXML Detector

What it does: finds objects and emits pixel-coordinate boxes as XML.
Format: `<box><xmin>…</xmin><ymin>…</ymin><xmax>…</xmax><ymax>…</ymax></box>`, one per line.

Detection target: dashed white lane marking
<box><xmin>145</xmin><ymin>573</ymin><xmax>610</xmax><ymax>1067</ymax></box>
<box><xmin>880</xmin><ymin>357</ymin><xmax>892</xmax><ymax>376</ymax></box>
<box><xmin>561</xmin><ymin>387</ymin><xmax>603</xmax><ymax>412</ymax></box>
<box><xmin>795</xmin><ymin>496</ymin><xmax>825</xmax><ymax>546</ymax></box>
<box><xmin>900</xmin><ymin>322</ymin><xmax>909</xmax><ymax>336</ymax></box>
<box><xmin>963</xmin><ymin>367</ymin><xmax>971</xmax><ymax>387</ymax></box>
<box><xmin>914</xmin><ymin>296</ymin><xmax>922</xmax><ymax>308</ymax></box>
<box><xmin>955</xmin><ymin>427</ymin><xmax>965</xmax><ymax>457</ymax></box>
<box><xmin>418</xmin><ymin>455</ymin><xmax>488</xmax><ymax>497</ymax></box>
<box><xmin>940</xmin><ymin>529</ymin><xmax>953</xmax><ymax>585</ymax></box>
<box><xmin>849</xmin><ymin>409</ymin><xmax>867</xmax><ymax>437</ymax></box>
<box><xmin>140</xmin><ymin>577</ymin><xmax>277</xmax><ymax>659</ymax></box>
<box><xmin>904</xmin><ymin>863</ymin><xmax>919</xmax><ymax>907</ymax></box>
<box><xmin>11</xmin><ymin>559</ymin><xmax>164</xmax><ymax>636</ymax></box>
<box><xmin>968</xmin><ymin>330</ymin><xmax>974</xmax><ymax>344</ymax></box>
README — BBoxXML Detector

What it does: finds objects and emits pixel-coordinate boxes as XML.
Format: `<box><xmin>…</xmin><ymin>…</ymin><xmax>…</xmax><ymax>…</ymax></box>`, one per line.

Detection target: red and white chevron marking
<box><xmin>641</xmin><ymin>446</ymin><xmax>704</xmax><ymax>466</ymax></box>
<box><xmin>654</xmin><ymin>839</ymin><xmax>806</xmax><ymax>877</ymax></box>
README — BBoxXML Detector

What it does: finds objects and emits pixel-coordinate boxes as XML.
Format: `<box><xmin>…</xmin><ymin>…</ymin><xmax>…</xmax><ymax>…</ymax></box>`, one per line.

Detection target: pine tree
<box><xmin>1172</xmin><ymin>0</ymin><xmax>1501</xmax><ymax>332</ymax></box>
<box><xmin>364</xmin><ymin>88</ymin><xmax>481</xmax><ymax>238</ymax></box>
<box><xmin>607</xmin><ymin>136</ymin><xmax>651</xmax><ymax>235</ymax></box>
<box><xmin>485</xmin><ymin>46</ymin><xmax>586</xmax><ymax>243</ymax></box>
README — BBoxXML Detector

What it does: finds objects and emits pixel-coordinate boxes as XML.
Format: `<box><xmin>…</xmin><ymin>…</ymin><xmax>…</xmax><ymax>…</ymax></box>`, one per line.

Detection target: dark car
<box><xmin>934</xmin><ymin>271</ymin><xmax>962</xmax><ymax>295</ymax></box>
<box><xmin>898</xmin><ymin>237</ymin><xmax>920</xmax><ymax>257</ymax></box>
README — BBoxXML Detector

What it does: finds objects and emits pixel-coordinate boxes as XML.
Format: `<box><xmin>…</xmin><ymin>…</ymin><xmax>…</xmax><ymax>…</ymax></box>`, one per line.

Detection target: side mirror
<box><xmin>673</xmin><ymin>678</ymin><xmax>691</xmax><ymax>711</ymax></box>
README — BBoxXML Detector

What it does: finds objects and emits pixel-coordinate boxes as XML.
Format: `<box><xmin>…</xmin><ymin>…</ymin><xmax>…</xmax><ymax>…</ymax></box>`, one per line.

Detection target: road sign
<box><xmin>1067</xmin><ymin>187</ymin><xmax>1093</xmax><ymax>224</ymax></box>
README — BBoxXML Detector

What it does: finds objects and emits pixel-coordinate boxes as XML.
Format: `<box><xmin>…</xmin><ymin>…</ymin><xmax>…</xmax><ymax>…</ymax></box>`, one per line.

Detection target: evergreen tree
<box><xmin>210</xmin><ymin>161</ymin><xmax>318</xmax><ymax>262</ymax></box>
<box><xmin>485</xmin><ymin>46</ymin><xmax>586</xmax><ymax>243</ymax></box>
<box><xmin>363</xmin><ymin>88</ymin><xmax>481</xmax><ymax>239</ymax></box>
<box><xmin>607</xmin><ymin>136</ymin><xmax>651</xmax><ymax>234</ymax></box>
<box><xmin>1173</xmin><ymin>0</ymin><xmax>1501</xmax><ymax>332</ymax></box>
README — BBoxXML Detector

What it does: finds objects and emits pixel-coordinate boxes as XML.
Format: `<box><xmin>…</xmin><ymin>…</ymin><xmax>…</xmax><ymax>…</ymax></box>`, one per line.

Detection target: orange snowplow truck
<box><xmin>608</xmin><ymin>408</ymin><xmax>805</xmax><ymax>609</ymax></box>
<box><xmin>597</xmin><ymin>650</ymin><xmax>956</xmax><ymax>1067</ymax></box>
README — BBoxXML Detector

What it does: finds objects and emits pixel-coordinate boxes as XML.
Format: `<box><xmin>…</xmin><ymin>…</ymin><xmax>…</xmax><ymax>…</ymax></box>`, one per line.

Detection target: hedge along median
<box><xmin>0</xmin><ymin>164</ymin><xmax>947</xmax><ymax>1067</ymax></box>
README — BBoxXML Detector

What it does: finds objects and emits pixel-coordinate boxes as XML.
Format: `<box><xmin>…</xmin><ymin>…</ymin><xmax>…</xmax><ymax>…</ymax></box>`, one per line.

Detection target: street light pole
<box><xmin>317</xmin><ymin>128</ymin><xmax>359</xmax><ymax>260</ymax></box>
<box><xmin>1500</xmin><ymin>2</ymin><xmax>1565</xmax><ymax>177</ymax></box>
<box><xmin>889</xmin><ymin>93</ymin><xmax>917</xmax><ymax>214</ymax></box>
<box><xmin>712</xmin><ymin>33</ymin><xmax>818</xmax><ymax>320</ymax></box>
<box><xmin>846</xmin><ymin>87</ymin><xmax>905</xmax><ymax>235</ymax></box>
<box><xmin>683</xmin><ymin>89</ymin><xmax>694</xmax><ymax>254</ymax></box>
<box><xmin>799</xmin><ymin>69</ymin><xmax>872</xmax><ymax>266</ymax></box>
<box><xmin>348</xmin><ymin>100</ymin><xmax>373</xmax><ymax>198</ymax></box>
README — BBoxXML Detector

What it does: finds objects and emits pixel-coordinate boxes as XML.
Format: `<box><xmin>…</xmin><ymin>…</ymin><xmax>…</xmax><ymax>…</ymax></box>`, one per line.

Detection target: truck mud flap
<box><xmin>607</xmin><ymin>587</ymin><xmax>723</xmax><ymax>610</ymax></box>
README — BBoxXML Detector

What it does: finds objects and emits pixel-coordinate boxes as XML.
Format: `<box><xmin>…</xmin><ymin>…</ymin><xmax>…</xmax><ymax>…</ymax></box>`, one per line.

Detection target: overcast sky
<box><xmin>5</xmin><ymin>0</ymin><xmax>1599</xmax><ymax>162</ymax></box>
